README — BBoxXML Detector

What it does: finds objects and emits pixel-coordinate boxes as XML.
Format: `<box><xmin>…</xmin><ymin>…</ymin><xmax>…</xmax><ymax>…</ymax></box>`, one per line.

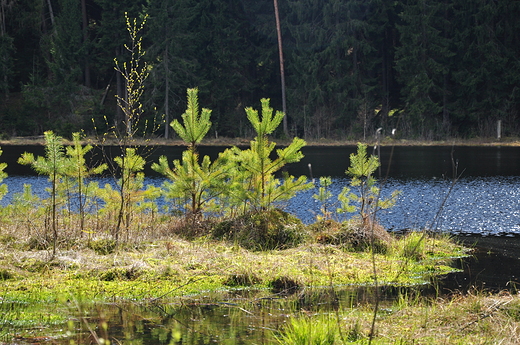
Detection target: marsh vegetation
<box><xmin>0</xmin><ymin>86</ymin><xmax>479</xmax><ymax>344</ymax></box>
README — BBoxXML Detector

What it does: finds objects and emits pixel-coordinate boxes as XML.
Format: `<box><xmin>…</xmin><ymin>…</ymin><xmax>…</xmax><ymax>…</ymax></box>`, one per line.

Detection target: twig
<box><xmin>460</xmin><ymin>297</ymin><xmax>512</xmax><ymax>331</ymax></box>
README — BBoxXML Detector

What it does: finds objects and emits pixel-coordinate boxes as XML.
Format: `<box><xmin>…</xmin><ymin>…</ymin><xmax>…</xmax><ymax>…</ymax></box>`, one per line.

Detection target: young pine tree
<box><xmin>18</xmin><ymin>131</ymin><xmax>72</xmax><ymax>257</ymax></box>
<box><xmin>99</xmin><ymin>147</ymin><xmax>160</xmax><ymax>243</ymax></box>
<box><xmin>312</xmin><ymin>176</ymin><xmax>334</xmax><ymax>220</ymax></box>
<box><xmin>152</xmin><ymin>88</ymin><xmax>232</xmax><ymax>220</ymax></box>
<box><xmin>65</xmin><ymin>132</ymin><xmax>107</xmax><ymax>234</ymax></box>
<box><xmin>337</xmin><ymin>143</ymin><xmax>400</xmax><ymax>223</ymax></box>
<box><xmin>232</xmin><ymin>98</ymin><xmax>312</xmax><ymax>212</ymax></box>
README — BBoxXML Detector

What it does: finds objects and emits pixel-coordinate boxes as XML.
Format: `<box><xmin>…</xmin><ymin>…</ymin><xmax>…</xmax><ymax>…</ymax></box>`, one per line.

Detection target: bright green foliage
<box><xmin>153</xmin><ymin>88</ymin><xmax>231</xmax><ymax>217</ymax></box>
<box><xmin>66</xmin><ymin>133</ymin><xmax>107</xmax><ymax>177</ymax></box>
<box><xmin>170</xmin><ymin>88</ymin><xmax>212</xmax><ymax>147</ymax></box>
<box><xmin>246</xmin><ymin>98</ymin><xmax>284</xmax><ymax>138</ymax></box>
<box><xmin>100</xmin><ymin>148</ymin><xmax>160</xmax><ymax>240</ymax></box>
<box><xmin>18</xmin><ymin>131</ymin><xmax>72</xmax><ymax>256</ymax></box>
<box><xmin>312</xmin><ymin>176</ymin><xmax>333</xmax><ymax>220</ymax></box>
<box><xmin>276</xmin><ymin>314</ymin><xmax>338</xmax><ymax>345</ymax></box>
<box><xmin>233</xmin><ymin>99</ymin><xmax>312</xmax><ymax>211</ymax></box>
<box><xmin>337</xmin><ymin>143</ymin><xmax>400</xmax><ymax>219</ymax></box>
<box><xmin>65</xmin><ymin>132</ymin><xmax>107</xmax><ymax>232</ymax></box>
<box><xmin>152</xmin><ymin>149</ymin><xmax>231</xmax><ymax>217</ymax></box>
<box><xmin>18</xmin><ymin>131</ymin><xmax>70</xmax><ymax>177</ymax></box>
<box><xmin>3</xmin><ymin>184</ymin><xmax>44</xmax><ymax>233</ymax></box>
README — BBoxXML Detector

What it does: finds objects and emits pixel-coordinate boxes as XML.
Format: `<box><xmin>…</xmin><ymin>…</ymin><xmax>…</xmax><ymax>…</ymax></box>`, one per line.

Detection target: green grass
<box><xmin>276</xmin><ymin>313</ymin><xmax>339</xmax><ymax>344</ymax></box>
<box><xmin>0</xmin><ymin>240</ymin><xmax>465</xmax><ymax>303</ymax></box>
<box><xmin>274</xmin><ymin>291</ymin><xmax>520</xmax><ymax>344</ymax></box>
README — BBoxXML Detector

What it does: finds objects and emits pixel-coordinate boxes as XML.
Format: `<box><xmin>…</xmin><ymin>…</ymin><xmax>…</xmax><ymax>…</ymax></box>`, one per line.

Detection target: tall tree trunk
<box><xmin>164</xmin><ymin>47</ymin><xmax>169</xmax><ymax>138</ymax></box>
<box><xmin>46</xmin><ymin>0</ymin><xmax>55</xmax><ymax>26</ymax></box>
<box><xmin>81</xmin><ymin>0</ymin><xmax>91</xmax><ymax>87</ymax></box>
<box><xmin>273</xmin><ymin>0</ymin><xmax>288</xmax><ymax>137</ymax></box>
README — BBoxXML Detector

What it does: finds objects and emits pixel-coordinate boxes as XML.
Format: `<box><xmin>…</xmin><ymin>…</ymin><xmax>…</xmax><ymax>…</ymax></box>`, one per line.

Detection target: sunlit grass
<box><xmin>0</xmin><ymin>233</ymin><xmax>467</xmax><ymax>303</ymax></box>
<box><xmin>275</xmin><ymin>291</ymin><xmax>520</xmax><ymax>344</ymax></box>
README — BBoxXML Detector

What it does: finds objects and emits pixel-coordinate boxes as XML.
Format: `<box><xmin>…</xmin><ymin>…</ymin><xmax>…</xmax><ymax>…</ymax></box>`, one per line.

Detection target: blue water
<box><xmin>2</xmin><ymin>175</ymin><xmax>520</xmax><ymax>236</ymax></box>
<box><xmin>286</xmin><ymin>176</ymin><xmax>520</xmax><ymax>236</ymax></box>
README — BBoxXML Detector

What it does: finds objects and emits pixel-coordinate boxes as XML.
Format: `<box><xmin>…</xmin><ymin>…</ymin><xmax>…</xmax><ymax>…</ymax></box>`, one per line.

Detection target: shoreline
<box><xmin>0</xmin><ymin>136</ymin><xmax>519</xmax><ymax>147</ymax></box>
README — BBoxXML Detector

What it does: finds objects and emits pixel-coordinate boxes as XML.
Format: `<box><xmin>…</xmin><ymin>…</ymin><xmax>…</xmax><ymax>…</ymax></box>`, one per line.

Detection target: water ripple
<box><xmin>2</xmin><ymin>176</ymin><xmax>520</xmax><ymax>236</ymax></box>
<box><xmin>286</xmin><ymin>176</ymin><xmax>520</xmax><ymax>236</ymax></box>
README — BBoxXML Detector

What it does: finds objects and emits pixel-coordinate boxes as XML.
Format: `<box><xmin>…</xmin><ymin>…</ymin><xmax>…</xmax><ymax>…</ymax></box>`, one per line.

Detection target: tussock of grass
<box><xmin>275</xmin><ymin>291</ymin><xmax>520</xmax><ymax>344</ymax></box>
<box><xmin>310</xmin><ymin>218</ymin><xmax>394</xmax><ymax>253</ymax></box>
<box><xmin>212</xmin><ymin>209</ymin><xmax>308</xmax><ymax>250</ymax></box>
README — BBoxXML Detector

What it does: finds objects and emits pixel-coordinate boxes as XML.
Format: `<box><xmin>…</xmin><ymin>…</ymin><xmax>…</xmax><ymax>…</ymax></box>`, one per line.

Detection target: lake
<box><xmin>3</xmin><ymin>144</ymin><xmax>520</xmax><ymax>236</ymax></box>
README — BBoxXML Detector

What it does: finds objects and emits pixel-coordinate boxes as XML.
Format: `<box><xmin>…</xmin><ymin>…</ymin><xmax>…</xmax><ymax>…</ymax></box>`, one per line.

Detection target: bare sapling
<box><xmin>93</xmin><ymin>12</ymin><xmax>161</xmax><ymax>244</ymax></box>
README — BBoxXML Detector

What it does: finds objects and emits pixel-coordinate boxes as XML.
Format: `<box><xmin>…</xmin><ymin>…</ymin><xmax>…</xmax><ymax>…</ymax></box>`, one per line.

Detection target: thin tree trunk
<box><xmin>116</xmin><ymin>46</ymin><xmax>124</xmax><ymax>130</ymax></box>
<box><xmin>81</xmin><ymin>0</ymin><xmax>91</xmax><ymax>87</ymax></box>
<box><xmin>273</xmin><ymin>0</ymin><xmax>288</xmax><ymax>137</ymax></box>
<box><xmin>46</xmin><ymin>0</ymin><xmax>55</xmax><ymax>26</ymax></box>
<box><xmin>164</xmin><ymin>48</ymin><xmax>169</xmax><ymax>138</ymax></box>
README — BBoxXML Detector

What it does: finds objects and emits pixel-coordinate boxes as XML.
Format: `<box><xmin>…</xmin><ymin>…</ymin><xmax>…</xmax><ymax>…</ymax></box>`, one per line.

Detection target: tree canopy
<box><xmin>1</xmin><ymin>0</ymin><xmax>519</xmax><ymax>140</ymax></box>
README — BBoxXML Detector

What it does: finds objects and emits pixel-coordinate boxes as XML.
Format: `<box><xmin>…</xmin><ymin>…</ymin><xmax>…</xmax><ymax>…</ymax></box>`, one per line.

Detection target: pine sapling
<box><xmin>337</xmin><ymin>143</ymin><xmax>400</xmax><ymax>224</ymax></box>
<box><xmin>312</xmin><ymin>176</ymin><xmax>334</xmax><ymax>220</ymax></box>
<box><xmin>18</xmin><ymin>131</ymin><xmax>72</xmax><ymax>257</ymax></box>
<box><xmin>152</xmin><ymin>88</ymin><xmax>233</xmax><ymax>221</ymax></box>
<box><xmin>65</xmin><ymin>132</ymin><xmax>107</xmax><ymax>234</ymax></box>
<box><xmin>232</xmin><ymin>98</ymin><xmax>312</xmax><ymax>212</ymax></box>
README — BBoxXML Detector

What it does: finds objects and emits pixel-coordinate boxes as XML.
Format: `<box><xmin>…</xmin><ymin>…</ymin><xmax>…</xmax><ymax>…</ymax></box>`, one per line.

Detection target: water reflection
<box><xmin>58</xmin><ymin>287</ymin><xmax>421</xmax><ymax>344</ymax></box>
<box><xmin>3</xmin><ymin>144</ymin><xmax>520</xmax><ymax>178</ymax></box>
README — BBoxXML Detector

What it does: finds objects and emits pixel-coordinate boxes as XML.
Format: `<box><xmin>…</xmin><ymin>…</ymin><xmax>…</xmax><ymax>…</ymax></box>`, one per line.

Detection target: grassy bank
<box><xmin>0</xmin><ymin>232</ymin><xmax>466</xmax><ymax>303</ymax></box>
<box><xmin>4</xmin><ymin>232</ymin><xmax>520</xmax><ymax>345</ymax></box>
<box><xmin>1</xmin><ymin>135</ymin><xmax>520</xmax><ymax>147</ymax></box>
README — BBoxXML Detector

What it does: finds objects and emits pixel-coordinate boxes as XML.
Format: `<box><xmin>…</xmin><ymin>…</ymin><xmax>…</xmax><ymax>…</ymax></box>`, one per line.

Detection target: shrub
<box><xmin>212</xmin><ymin>209</ymin><xmax>308</xmax><ymax>251</ymax></box>
<box><xmin>310</xmin><ymin>217</ymin><xmax>393</xmax><ymax>253</ymax></box>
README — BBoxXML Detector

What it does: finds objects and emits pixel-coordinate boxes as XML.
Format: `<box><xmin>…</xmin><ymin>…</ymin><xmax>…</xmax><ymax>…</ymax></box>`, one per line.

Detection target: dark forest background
<box><xmin>0</xmin><ymin>0</ymin><xmax>519</xmax><ymax>140</ymax></box>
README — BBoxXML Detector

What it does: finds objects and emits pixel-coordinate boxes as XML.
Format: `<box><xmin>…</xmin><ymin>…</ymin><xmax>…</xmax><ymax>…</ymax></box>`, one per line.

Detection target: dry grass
<box><xmin>3</xmin><ymin>135</ymin><xmax>520</xmax><ymax>147</ymax></box>
<box><xmin>274</xmin><ymin>288</ymin><xmax>520</xmax><ymax>344</ymax></box>
<box><xmin>345</xmin><ymin>291</ymin><xmax>520</xmax><ymax>344</ymax></box>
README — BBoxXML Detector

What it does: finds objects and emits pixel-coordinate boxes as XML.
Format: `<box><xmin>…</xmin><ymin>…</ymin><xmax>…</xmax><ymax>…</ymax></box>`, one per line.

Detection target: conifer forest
<box><xmin>0</xmin><ymin>0</ymin><xmax>519</xmax><ymax>141</ymax></box>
